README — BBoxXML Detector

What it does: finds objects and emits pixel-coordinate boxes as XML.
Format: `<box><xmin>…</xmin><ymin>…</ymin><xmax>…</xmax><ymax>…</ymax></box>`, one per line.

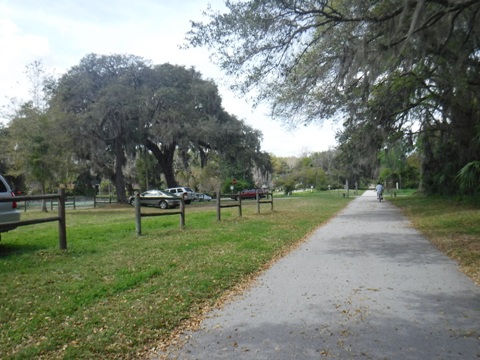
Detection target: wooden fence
<box><xmin>0</xmin><ymin>189</ymin><xmax>67</xmax><ymax>249</ymax></box>
<box><xmin>256</xmin><ymin>192</ymin><xmax>274</xmax><ymax>213</ymax></box>
<box><xmin>51</xmin><ymin>196</ymin><xmax>76</xmax><ymax>210</ymax></box>
<box><xmin>134</xmin><ymin>193</ymin><xmax>185</xmax><ymax>235</ymax></box>
<box><xmin>94</xmin><ymin>195</ymin><xmax>115</xmax><ymax>207</ymax></box>
<box><xmin>216</xmin><ymin>193</ymin><xmax>243</xmax><ymax>220</ymax></box>
<box><xmin>216</xmin><ymin>192</ymin><xmax>274</xmax><ymax>220</ymax></box>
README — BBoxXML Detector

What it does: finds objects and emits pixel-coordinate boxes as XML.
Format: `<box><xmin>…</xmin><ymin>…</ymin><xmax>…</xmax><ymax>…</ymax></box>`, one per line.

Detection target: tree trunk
<box><xmin>451</xmin><ymin>99</ymin><xmax>478</xmax><ymax>166</ymax></box>
<box><xmin>41</xmin><ymin>181</ymin><xmax>48</xmax><ymax>212</ymax></box>
<box><xmin>146</xmin><ymin>140</ymin><xmax>177</xmax><ymax>188</ymax></box>
<box><xmin>113</xmin><ymin>140</ymin><xmax>128</xmax><ymax>203</ymax></box>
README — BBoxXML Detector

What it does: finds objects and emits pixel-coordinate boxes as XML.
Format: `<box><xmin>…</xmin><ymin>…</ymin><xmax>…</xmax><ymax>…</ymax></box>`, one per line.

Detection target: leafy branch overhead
<box><xmin>187</xmin><ymin>0</ymin><xmax>480</xmax><ymax>196</ymax></box>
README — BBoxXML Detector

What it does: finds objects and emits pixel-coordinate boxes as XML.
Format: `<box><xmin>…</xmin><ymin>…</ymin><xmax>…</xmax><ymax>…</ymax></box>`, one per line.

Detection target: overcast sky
<box><xmin>0</xmin><ymin>0</ymin><xmax>340</xmax><ymax>157</ymax></box>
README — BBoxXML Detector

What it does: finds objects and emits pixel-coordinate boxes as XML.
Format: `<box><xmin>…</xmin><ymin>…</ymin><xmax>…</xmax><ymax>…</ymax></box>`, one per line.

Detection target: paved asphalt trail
<box><xmin>156</xmin><ymin>191</ymin><xmax>479</xmax><ymax>359</ymax></box>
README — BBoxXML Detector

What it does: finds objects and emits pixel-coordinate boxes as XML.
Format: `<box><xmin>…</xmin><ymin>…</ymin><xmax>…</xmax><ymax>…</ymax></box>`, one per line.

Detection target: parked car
<box><xmin>128</xmin><ymin>189</ymin><xmax>181</xmax><ymax>209</ymax></box>
<box><xmin>0</xmin><ymin>175</ymin><xmax>20</xmax><ymax>234</ymax></box>
<box><xmin>164</xmin><ymin>187</ymin><xmax>195</xmax><ymax>204</ymax></box>
<box><xmin>231</xmin><ymin>189</ymin><xmax>267</xmax><ymax>200</ymax></box>
<box><xmin>195</xmin><ymin>193</ymin><xmax>212</xmax><ymax>202</ymax></box>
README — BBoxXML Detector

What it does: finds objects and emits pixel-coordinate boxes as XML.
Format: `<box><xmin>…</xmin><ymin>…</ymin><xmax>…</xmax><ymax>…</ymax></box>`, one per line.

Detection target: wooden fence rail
<box><xmin>94</xmin><ymin>195</ymin><xmax>115</xmax><ymax>208</ymax></box>
<box><xmin>51</xmin><ymin>196</ymin><xmax>76</xmax><ymax>210</ymax></box>
<box><xmin>0</xmin><ymin>189</ymin><xmax>67</xmax><ymax>249</ymax></box>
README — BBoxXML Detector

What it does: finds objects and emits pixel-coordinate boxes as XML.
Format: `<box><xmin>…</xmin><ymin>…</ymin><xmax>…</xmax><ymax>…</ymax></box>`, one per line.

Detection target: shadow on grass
<box><xmin>0</xmin><ymin>240</ymin><xmax>47</xmax><ymax>257</ymax></box>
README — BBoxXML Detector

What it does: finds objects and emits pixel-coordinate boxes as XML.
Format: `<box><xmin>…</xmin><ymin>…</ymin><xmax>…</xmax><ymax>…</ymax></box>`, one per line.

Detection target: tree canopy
<box><xmin>49</xmin><ymin>54</ymin><xmax>269</xmax><ymax>201</ymax></box>
<box><xmin>52</xmin><ymin>54</ymin><xmax>148</xmax><ymax>202</ymax></box>
<box><xmin>187</xmin><ymin>0</ymin><xmax>480</xmax><ymax>195</ymax></box>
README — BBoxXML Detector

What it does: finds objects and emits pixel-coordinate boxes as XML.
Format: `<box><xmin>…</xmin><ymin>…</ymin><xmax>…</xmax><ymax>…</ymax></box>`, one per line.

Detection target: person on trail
<box><xmin>375</xmin><ymin>182</ymin><xmax>384</xmax><ymax>201</ymax></box>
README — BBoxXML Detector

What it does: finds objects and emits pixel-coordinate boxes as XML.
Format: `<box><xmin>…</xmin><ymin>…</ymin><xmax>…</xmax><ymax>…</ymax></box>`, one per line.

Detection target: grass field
<box><xmin>0</xmin><ymin>191</ymin><xmax>353</xmax><ymax>359</ymax></box>
<box><xmin>389</xmin><ymin>193</ymin><xmax>480</xmax><ymax>286</ymax></box>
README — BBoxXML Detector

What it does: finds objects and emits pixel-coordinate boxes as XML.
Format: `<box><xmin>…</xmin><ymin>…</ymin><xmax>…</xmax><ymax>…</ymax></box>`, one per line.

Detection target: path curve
<box><xmin>155</xmin><ymin>190</ymin><xmax>480</xmax><ymax>359</ymax></box>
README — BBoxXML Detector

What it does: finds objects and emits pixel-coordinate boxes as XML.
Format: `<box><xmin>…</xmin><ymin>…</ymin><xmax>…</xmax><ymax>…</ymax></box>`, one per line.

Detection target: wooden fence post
<box><xmin>135</xmin><ymin>192</ymin><xmax>141</xmax><ymax>236</ymax></box>
<box><xmin>58</xmin><ymin>188</ymin><xmax>67</xmax><ymax>250</ymax></box>
<box><xmin>216</xmin><ymin>189</ymin><xmax>221</xmax><ymax>221</ymax></box>
<box><xmin>180</xmin><ymin>198</ymin><xmax>185</xmax><ymax>228</ymax></box>
<box><xmin>238</xmin><ymin>195</ymin><xmax>242</xmax><ymax>217</ymax></box>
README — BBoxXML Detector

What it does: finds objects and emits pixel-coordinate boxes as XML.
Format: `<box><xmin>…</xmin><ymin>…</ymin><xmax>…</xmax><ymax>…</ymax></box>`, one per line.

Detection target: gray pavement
<box><xmin>156</xmin><ymin>190</ymin><xmax>480</xmax><ymax>359</ymax></box>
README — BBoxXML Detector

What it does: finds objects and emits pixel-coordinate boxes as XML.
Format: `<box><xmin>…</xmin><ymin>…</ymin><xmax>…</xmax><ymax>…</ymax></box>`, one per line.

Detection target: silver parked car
<box><xmin>164</xmin><ymin>187</ymin><xmax>195</xmax><ymax>204</ymax></box>
<box><xmin>0</xmin><ymin>175</ymin><xmax>20</xmax><ymax>234</ymax></box>
<box><xmin>128</xmin><ymin>189</ymin><xmax>181</xmax><ymax>209</ymax></box>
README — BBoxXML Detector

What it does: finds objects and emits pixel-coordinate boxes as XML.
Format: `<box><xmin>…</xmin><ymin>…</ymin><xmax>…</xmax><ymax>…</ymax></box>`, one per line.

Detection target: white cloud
<box><xmin>0</xmin><ymin>17</ymin><xmax>51</xmax><ymax>112</ymax></box>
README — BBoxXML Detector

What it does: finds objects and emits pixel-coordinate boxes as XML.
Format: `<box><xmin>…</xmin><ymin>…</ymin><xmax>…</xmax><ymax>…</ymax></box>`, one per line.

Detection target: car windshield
<box><xmin>142</xmin><ymin>190</ymin><xmax>167</xmax><ymax>196</ymax></box>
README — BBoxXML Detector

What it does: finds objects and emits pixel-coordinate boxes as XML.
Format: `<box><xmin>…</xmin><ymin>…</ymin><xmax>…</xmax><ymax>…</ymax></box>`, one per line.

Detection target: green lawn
<box><xmin>0</xmin><ymin>191</ymin><xmax>353</xmax><ymax>359</ymax></box>
<box><xmin>389</xmin><ymin>194</ymin><xmax>480</xmax><ymax>285</ymax></box>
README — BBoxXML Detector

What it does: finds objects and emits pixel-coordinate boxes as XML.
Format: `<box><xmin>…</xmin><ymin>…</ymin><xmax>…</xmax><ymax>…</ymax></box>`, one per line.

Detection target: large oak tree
<box><xmin>53</xmin><ymin>54</ymin><xmax>147</xmax><ymax>203</ymax></box>
<box><xmin>52</xmin><ymin>54</ymin><xmax>269</xmax><ymax>199</ymax></box>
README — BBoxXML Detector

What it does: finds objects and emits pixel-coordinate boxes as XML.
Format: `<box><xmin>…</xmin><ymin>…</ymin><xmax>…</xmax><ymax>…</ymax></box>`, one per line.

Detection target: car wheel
<box><xmin>129</xmin><ymin>198</ymin><xmax>135</xmax><ymax>206</ymax></box>
<box><xmin>159</xmin><ymin>200</ymin><xmax>168</xmax><ymax>209</ymax></box>
<box><xmin>185</xmin><ymin>200</ymin><xmax>191</xmax><ymax>204</ymax></box>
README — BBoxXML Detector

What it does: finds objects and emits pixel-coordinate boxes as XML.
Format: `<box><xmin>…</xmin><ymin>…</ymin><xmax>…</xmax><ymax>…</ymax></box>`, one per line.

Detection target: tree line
<box><xmin>0</xmin><ymin>55</ymin><xmax>273</xmax><ymax>203</ymax></box>
<box><xmin>0</xmin><ymin>51</ymin><xmax>427</xmax><ymax>202</ymax></box>
<box><xmin>3</xmin><ymin>0</ymin><xmax>479</xmax><ymax>201</ymax></box>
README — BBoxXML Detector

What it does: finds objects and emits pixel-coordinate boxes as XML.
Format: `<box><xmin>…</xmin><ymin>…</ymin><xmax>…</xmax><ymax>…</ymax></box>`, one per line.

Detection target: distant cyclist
<box><xmin>375</xmin><ymin>182</ymin><xmax>384</xmax><ymax>201</ymax></box>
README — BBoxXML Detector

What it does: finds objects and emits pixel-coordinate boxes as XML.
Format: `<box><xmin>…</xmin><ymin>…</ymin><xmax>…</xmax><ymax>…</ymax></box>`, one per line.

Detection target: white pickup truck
<box><xmin>0</xmin><ymin>175</ymin><xmax>20</xmax><ymax>237</ymax></box>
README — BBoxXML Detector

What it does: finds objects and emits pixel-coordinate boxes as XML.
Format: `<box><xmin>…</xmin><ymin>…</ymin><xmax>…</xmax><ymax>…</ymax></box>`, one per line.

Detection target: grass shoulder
<box><xmin>389</xmin><ymin>194</ymin><xmax>480</xmax><ymax>285</ymax></box>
